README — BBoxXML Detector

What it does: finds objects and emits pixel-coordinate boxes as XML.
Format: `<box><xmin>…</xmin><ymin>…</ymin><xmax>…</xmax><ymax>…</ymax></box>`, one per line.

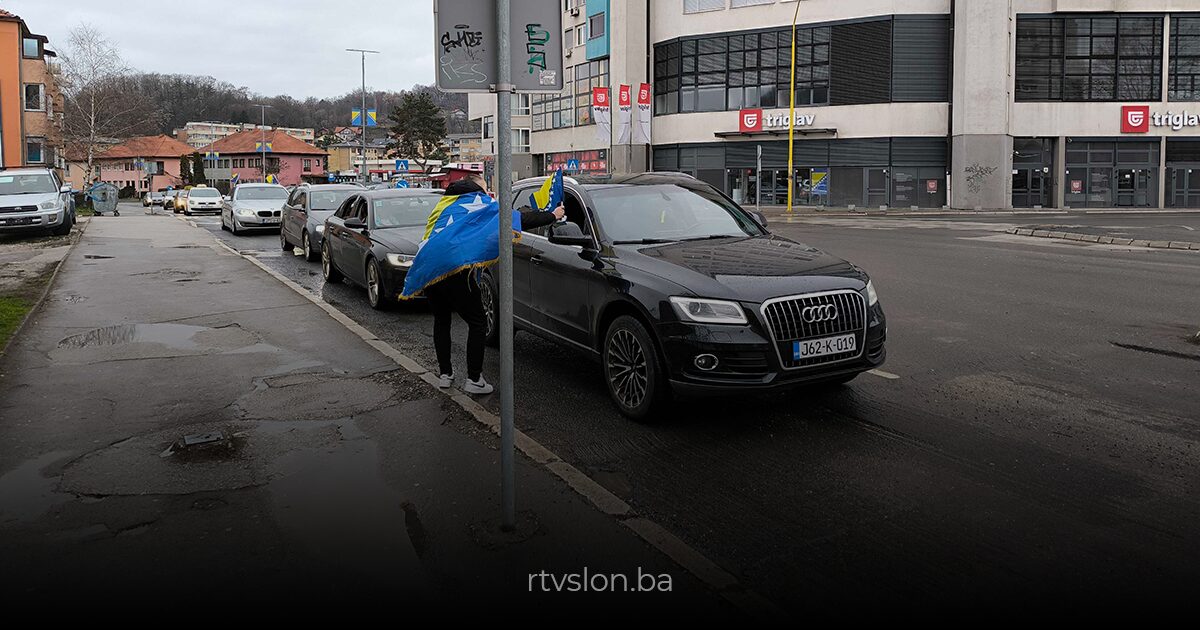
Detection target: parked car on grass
<box><xmin>320</xmin><ymin>188</ymin><xmax>441</xmax><ymax>309</ymax></box>
<box><xmin>221</xmin><ymin>183</ymin><xmax>288</xmax><ymax>235</ymax></box>
<box><xmin>477</xmin><ymin>172</ymin><xmax>887</xmax><ymax>420</ymax></box>
<box><xmin>0</xmin><ymin>168</ymin><xmax>76</xmax><ymax>236</ymax></box>
<box><xmin>279</xmin><ymin>183</ymin><xmax>361</xmax><ymax>261</ymax></box>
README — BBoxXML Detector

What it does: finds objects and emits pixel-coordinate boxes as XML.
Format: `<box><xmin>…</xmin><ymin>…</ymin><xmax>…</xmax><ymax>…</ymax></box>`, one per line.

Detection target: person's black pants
<box><xmin>425</xmin><ymin>270</ymin><xmax>486</xmax><ymax>381</ymax></box>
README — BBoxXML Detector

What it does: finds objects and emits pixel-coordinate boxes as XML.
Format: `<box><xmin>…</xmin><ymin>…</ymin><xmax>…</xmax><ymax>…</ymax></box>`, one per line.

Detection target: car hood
<box><xmin>0</xmin><ymin>192</ymin><xmax>57</xmax><ymax>208</ymax></box>
<box><xmin>232</xmin><ymin>199</ymin><xmax>285</xmax><ymax>211</ymax></box>
<box><xmin>615</xmin><ymin>234</ymin><xmax>867</xmax><ymax>303</ymax></box>
<box><xmin>371</xmin><ymin>226</ymin><xmax>424</xmax><ymax>254</ymax></box>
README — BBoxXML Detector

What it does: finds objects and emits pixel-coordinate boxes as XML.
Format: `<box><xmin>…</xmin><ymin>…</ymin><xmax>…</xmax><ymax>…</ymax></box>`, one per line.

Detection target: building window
<box><xmin>1170</xmin><ymin>16</ymin><xmax>1200</xmax><ymax>101</ymax></box>
<box><xmin>654</xmin><ymin>26</ymin><xmax>828</xmax><ymax>115</ymax></box>
<box><xmin>576</xmin><ymin>24</ymin><xmax>585</xmax><ymax>47</ymax></box>
<box><xmin>23</xmin><ymin>84</ymin><xmax>44</xmax><ymax>111</ymax></box>
<box><xmin>588</xmin><ymin>12</ymin><xmax>605</xmax><ymax>39</ymax></box>
<box><xmin>22</xmin><ymin>38</ymin><xmax>39</xmax><ymax>58</ymax></box>
<box><xmin>483</xmin><ymin>115</ymin><xmax>495</xmax><ymax>139</ymax></box>
<box><xmin>1015</xmin><ymin>15</ymin><xmax>1162</xmax><ymax>102</ymax></box>
<box><xmin>26</xmin><ymin>138</ymin><xmax>45</xmax><ymax>164</ymax></box>
<box><xmin>731</xmin><ymin>0</ymin><xmax>772</xmax><ymax>7</ymax></box>
<box><xmin>512</xmin><ymin>128</ymin><xmax>530</xmax><ymax>153</ymax></box>
<box><xmin>514</xmin><ymin>93</ymin><xmax>531</xmax><ymax>115</ymax></box>
<box><xmin>303</xmin><ymin>158</ymin><xmax>312</xmax><ymax>171</ymax></box>
<box><xmin>684</xmin><ymin>0</ymin><xmax>726</xmax><ymax>14</ymax></box>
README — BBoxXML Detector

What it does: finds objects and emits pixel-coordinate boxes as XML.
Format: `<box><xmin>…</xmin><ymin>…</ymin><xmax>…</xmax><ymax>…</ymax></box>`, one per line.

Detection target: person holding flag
<box><xmin>403</xmin><ymin>172</ymin><xmax>563</xmax><ymax>395</ymax></box>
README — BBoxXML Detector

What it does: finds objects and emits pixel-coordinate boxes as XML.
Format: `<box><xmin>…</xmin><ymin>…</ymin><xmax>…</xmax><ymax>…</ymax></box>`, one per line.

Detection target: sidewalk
<box><xmin>0</xmin><ymin>214</ymin><xmax>740</xmax><ymax>619</ymax></box>
<box><xmin>755</xmin><ymin>204</ymin><xmax>1200</xmax><ymax>218</ymax></box>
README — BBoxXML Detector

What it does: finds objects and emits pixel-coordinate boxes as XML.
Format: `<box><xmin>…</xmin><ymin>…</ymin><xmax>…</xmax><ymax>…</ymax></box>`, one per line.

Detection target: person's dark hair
<box><xmin>444</xmin><ymin>178</ymin><xmax>484</xmax><ymax>196</ymax></box>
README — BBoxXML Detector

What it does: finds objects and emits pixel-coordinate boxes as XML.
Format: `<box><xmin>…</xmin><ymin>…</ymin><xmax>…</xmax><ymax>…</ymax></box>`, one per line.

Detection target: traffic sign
<box><xmin>395</xmin><ymin>159</ymin><xmax>410</xmax><ymax>172</ymax></box>
<box><xmin>566</xmin><ymin>158</ymin><xmax>580</xmax><ymax>172</ymax></box>
<box><xmin>395</xmin><ymin>180</ymin><xmax>410</xmax><ymax>188</ymax></box>
<box><xmin>327</xmin><ymin>173</ymin><xmax>336</xmax><ymax>182</ymax></box>
<box><xmin>434</xmin><ymin>0</ymin><xmax>563</xmax><ymax>93</ymax></box>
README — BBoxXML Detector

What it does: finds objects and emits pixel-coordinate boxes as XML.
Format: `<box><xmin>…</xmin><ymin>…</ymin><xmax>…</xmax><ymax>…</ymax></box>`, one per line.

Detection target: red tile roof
<box><xmin>201</xmin><ymin>129</ymin><xmax>326</xmax><ymax>156</ymax></box>
<box><xmin>98</xmin><ymin>135</ymin><xmax>195</xmax><ymax>159</ymax></box>
<box><xmin>0</xmin><ymin>9</ymin><xmax>21</xmax><ymax>21</ymax></box>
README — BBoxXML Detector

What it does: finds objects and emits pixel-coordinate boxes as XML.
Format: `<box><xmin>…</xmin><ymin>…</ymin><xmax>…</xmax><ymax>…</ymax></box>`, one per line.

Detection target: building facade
<box><xmin>175</xmin><ymin>121</ymin><xmax>316</xmax><ymax>151</ymax></box>
<box><xmin>94</xmin><ymin>135</ymin><xmax>194</xmax><ymax>193</ymax></box>
<box><xmin>468</xmin><ymin>0</ymin><xmax>1200</xmax><ymax>209</ymax></box>
<box><xmin>199</xmin><ymin>129</ymin><xmax>326</xmax><ymax>188</ymax></box>
<box><xmin>444</xmin><ymin>132</ymin><xmax>485</xmax><ymax>162</ymax></box>
<box><xmin>0</xmin><ymin>10</ymin><xmax>63</xmax><ymax>174</ymax></box>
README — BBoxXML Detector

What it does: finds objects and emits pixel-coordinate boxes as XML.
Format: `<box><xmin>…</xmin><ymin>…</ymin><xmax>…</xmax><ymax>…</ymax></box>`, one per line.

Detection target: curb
<box><xmin>202</xmin><ymin>227</ymin><xmax>781</xmax><ymax>618</ymax></box>
<box><xmin>764</xmin><ymin>208</ymin><xmax>1200</xmax><ymax>218</ymax></box>
<box><xmin>1006</xmin><ymin>227</ymin><xmax>1200</xmax><ymax>250</ymax></box>
<box><xmin>0</xmin><ymin>217</ymin><xmax>90</xmax><ymax>358</ymax></box>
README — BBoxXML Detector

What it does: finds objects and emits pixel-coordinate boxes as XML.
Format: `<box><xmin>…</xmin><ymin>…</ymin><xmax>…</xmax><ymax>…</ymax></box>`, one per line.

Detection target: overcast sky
<box><xmin>6</xmin><ymin>0</ymin><xmax>436</xmax><ymax>98</ymax></box>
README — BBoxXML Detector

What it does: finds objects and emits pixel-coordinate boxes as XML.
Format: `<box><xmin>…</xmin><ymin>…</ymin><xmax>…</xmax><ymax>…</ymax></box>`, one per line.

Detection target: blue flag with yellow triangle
<box><xmin>401</xmin><ymin>192</ymin><xmax>522</xmax><ymax>299</ymax></box>
<box><xmin>528</xmin><ymin>169</ymin><xmax>563</xmax><ymax>211</ymax></box>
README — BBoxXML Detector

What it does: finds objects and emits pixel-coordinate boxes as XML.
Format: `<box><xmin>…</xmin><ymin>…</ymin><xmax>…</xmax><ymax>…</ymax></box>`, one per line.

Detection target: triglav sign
<box><xmin>1121</xmin><ymin>105</ymin><xmax>1200</xmax><ymax>133</ymax></box>
<box><xmin>738</xmin><ymin>108</ymin><xmax>816</xmax><ymax>133</ymax></box>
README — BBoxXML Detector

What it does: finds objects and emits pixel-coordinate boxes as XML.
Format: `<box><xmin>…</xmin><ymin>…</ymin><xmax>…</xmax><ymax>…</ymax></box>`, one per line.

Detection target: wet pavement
<box><xmin>182</xmin><ymin>205</ymin><xmax>1200</xmax><ymax>616</ymax></box>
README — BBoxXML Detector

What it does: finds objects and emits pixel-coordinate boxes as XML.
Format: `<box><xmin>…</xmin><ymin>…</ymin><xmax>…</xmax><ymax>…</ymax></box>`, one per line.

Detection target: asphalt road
<box><xmin>182</xmin><ymin>204</ymin><xmax>1200</xmax><ymax>615</ymax></box>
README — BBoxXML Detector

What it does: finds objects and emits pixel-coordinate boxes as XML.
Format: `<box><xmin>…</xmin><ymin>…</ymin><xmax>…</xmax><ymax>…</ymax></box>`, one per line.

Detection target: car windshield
<box><xmin>236</xmin><ymin>186</ymin><xmax>288</xmax><ymax>200</ymax></box>
<box><xmin>372</xmin><ymin>195</ymin><xmax>439</xmax><ymax>229</ymax></box>
<box><xmin>190</xmin><ymin>188</ymin><xmax>220</xmax><ymax>198</ymax></box>
<box><xmin>310</xmin><ymin>190</ymin><xmax>355</xmax><ymax>211</ymax></box>
<box><xmin>0</xmin><ymin>174</ymin><xmax>57</xmax><ymax>195</ymax></box>
<box><xmin>588</xmin><ymin>184</ymin><xmax>764</xmax><ymax>244</ymax></box>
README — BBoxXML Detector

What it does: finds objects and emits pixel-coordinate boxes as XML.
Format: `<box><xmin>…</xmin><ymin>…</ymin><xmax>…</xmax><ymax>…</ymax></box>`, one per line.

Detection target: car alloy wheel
<box><xmin>280</xmin><ymin>228</ymin><xmax>290</xmax><ymax>251</ymax></box>
<box><xmin>480</xmin><ymin>274</ymin><xmax>496</xmax><ymax>341</ymax></box>
<box><xmin>608</xmin><ymin>329</ymin><xmax>649</xmax><ymax>410</ymax></box>
<box><xmin>302</xmin><ymin>231</ymin><xmax>318</xmax><ymax>262</ymax></box>
<box><xmin>321</xmin><ymin>239</ymin><xmax>343</xmax><ymax>283</ymax></box>
<box><xmin>366</xmin><ymin>259</ymin><xmax>387</xmax><ymax>309</ymax></box>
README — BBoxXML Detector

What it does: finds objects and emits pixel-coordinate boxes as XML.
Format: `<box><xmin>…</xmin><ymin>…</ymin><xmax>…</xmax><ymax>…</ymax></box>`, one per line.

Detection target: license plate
<box><xmin>263</xmin><ymin>217</ymin><xmax>280</xmax><ymax>223</ymax></box>
<box><xmin>793</xmin><ymin>333</ymin><xmax>856</xmax><ymax>360</ymax></box>
<box><xmin>0</xmin><ymin>217</ymin><xmax>33</xmax><ymax>225</ymax></box>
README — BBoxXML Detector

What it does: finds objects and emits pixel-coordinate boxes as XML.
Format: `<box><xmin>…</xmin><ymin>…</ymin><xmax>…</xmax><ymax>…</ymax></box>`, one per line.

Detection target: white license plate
<box><xmin>793</xmin><ymin>333</ymin><xmax>856</xmax><ymax>360</ymax></box>
<box><xmin>262</xmin><ymin>217</ymin><xmax>280</xmax><ymax>223</ymax></box>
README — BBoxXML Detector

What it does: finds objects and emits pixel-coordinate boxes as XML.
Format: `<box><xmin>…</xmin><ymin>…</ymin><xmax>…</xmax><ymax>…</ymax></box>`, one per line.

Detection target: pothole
<box><xmin>57</xmin><ymin>324</ymin><xmax>207</xmax><ymax>350</ymax></box>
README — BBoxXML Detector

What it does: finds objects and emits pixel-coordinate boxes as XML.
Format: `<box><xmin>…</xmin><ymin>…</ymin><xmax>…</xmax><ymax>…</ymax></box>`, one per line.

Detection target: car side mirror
<box><xmin>548</xmin><ymin>222</ymin><xmax>592</xmax><ymax>248</ymax></box>
<box><xmin>60</xmin><ymin>185</ymin><xmax>71</xmax><ymax>193</ymax></box>
<box><xmin>752</xmin><ymin>211</ymin><xmax>768</xmax><ymax>227</ymax></box>
<box><xmin>344</xmin><ymin>218</ymin><xmax>366</xmax><ymax>230</ymax></box>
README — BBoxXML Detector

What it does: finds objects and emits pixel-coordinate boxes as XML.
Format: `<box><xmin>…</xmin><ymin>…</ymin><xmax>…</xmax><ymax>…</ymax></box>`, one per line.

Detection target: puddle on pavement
<box><xmin>57</xmin><ymin>323</ymin><xmax>207</xmax><ymax>350</ymax></box>
<box><xmin>0</xmin><ymin>451</ymin><xmax>74</xmax><ymax>525</ymax></box>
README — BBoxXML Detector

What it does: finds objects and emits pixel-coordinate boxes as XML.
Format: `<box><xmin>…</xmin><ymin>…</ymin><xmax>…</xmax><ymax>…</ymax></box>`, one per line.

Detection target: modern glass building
<box><xmin>469</xmin><ymin>1</ymin><xmax>1200</xmax><ymax>209</ymax></box>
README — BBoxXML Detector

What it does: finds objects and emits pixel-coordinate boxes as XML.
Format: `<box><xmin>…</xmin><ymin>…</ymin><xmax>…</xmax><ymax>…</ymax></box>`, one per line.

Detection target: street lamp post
<box><xmin>347</xmin><ymin>48</ymin><xmax>380</xmax><ymax>185</ymax></box>
<box><xmin>252</xmin><ymin>103</ymin><xmax>272</xmax><ymax>182</ymax></box>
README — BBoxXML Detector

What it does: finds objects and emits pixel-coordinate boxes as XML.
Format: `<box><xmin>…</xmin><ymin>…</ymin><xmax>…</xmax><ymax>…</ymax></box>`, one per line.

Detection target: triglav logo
<box><xmin>739</xmin><ymin>108</ymin><xmax>763</xmax><ymax>133</ymax></box>
<box><xmin>1121</xmin><ymin>106</ymin><xmax>1149</xmax><ymax>133</ymax></box>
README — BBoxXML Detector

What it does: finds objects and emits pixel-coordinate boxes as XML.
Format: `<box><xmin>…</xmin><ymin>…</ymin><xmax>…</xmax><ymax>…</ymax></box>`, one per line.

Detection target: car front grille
<box><xmin>761</xmin><ymin>290</ymin><xmax>866</xmax><ymax>369</ymax></box>
<box><xmin>257</xmin><ymin>210</ymin><xmax>281</xmax><ymax>217</ymax></box>
<box><xmin>0</xmin><ymin>205</ymin><xmax>38</xmax><ymax>214</ymax></box>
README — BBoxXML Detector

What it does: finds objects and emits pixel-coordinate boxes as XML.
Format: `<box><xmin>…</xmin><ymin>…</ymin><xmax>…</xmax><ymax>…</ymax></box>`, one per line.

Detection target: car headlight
<box><xmin>315</xmin><ymin>224</ymin><xmax>325</xmax><ymax>233</ymax></box>
<box><xmin>235</xmin><ymin>208</ymin><xmax>254</xmax><ymax>217</ymax></box>
<box><xmin>39</xmin><ymin>200</ymin><xmax>60</xmax><ymax>210</ymax></box>
<box><xmin>669</xmin><ymin>296</ymin><xmax>748</xmax><ymax>325</ymax></box>
<box><xmin>386</xmin><ymin>253</ymin><xmax>415</xmax><ymax>267</ymax></box>
<box><xmin>865</xmin><ymin>280</ymin><xmax>879</xmax><ymax>306</ymax></box>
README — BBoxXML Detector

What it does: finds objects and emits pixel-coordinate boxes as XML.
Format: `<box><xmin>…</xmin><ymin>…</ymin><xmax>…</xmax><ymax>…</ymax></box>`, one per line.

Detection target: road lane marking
<box><xmin>203</xmin><ymin>230</ymin><xmax>782</xmax><ymax>620</ymax></box>
<box><xmin>867</xmin><ymin>369</ymin><xmax>900</xmax><ymax>380</ymax></box>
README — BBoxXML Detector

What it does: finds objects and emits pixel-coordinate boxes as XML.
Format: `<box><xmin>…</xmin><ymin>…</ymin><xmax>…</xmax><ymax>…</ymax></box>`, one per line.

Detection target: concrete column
<box><xmin>607</xmin><ymin>0</ymin><xmax>648</xmax><ymax>174</ymax></box>
<box><xmin>1055</xmin><ymin>136</ymin><xmax>1067</xmax><ymax>209</ymax></box>
<box><xmin>1158</xmin><ymin>14</ymin><xmax>1170</xmax><ymax>208</ymax></box>
<box><xmin>950</xmin><ymin>0</ymin><xmax>1012</xmax><ymax>209</ymax></box>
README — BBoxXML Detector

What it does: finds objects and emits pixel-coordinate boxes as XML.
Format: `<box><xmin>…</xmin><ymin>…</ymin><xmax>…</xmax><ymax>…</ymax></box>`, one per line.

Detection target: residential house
<box><xmin>94</xmin><ymin>135</ymin><xmax>194</xmax><ymax>193</ymax></box>
<box><xmin>0</xmin><ymin>9</ymin><xmax>64</xmax><ymax>173</ymax></box>
<box><xmin>443</xmin><ymin>132</ymin><xmax>484</xmax><ymax>162</ymax></box>
<box><xmin>199</xmin><ymin>129</ymin><xmax>326</xmax><ymax>187</ymax></box>
<box><xmin>174</xmin><ymin>121</ymin><xmax>315</xmax><ymax>151</ymax></box>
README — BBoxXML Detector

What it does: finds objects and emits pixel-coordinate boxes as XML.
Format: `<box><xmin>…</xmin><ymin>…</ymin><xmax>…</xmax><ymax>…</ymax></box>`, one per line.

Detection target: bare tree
<box><xmin>59</xmin><ymin>25</ymin><xmax>159</xmax><ymax>184</ymax></box>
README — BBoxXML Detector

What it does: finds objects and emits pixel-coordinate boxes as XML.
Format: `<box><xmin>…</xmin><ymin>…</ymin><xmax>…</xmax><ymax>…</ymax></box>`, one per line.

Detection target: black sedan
<box><xmin>321</xmin><ymin>189</ymin><xmax>442</xmax><ymax>309</ymax></box>
<box><xmin>480</xmin><ymin>172</ymin><xmax>887</xmax><ymax>420</ymax></box>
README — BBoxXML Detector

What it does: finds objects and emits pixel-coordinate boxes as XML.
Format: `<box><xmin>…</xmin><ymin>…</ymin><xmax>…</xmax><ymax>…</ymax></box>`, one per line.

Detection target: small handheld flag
<box><xmin>528</xmin><ymin>169</ymin><xmax>563</xmax><ymax>212</ymax></box>
<box><xmin>231</xmin><ymin>173</ymin><xmax>240</xmax><ymax>185</ymax></box>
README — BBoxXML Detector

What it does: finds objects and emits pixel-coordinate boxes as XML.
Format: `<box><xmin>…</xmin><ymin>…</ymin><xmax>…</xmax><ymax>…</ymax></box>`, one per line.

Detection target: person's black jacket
<box><xmin>443</xmin><ymin>179</ymin><xmax>557</xmax><ymax>231</ymax></box>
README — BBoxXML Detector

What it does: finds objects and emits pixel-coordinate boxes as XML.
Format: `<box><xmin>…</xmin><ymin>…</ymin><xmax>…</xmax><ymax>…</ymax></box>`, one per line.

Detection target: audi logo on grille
<box><xmin>802</xmin><ymin>304</ymin><xmax>838</xmax><ymax>323</ymax></box>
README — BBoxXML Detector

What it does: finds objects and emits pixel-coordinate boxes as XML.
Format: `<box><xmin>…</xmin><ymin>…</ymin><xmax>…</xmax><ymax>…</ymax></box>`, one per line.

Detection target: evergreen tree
<box><xmin>191</xmin><ymin>152</ymin><xmax>207</xmax><ymax>185</ymax></box>
<box><xmin>179</xmin><ymin>156</ymin><xmax>193</xmax><ymax>186</ymax></box>
<box><xmin>386</xmin><ymin>92</ymin><xmax>448</xmax><ymax>173</ymax></box>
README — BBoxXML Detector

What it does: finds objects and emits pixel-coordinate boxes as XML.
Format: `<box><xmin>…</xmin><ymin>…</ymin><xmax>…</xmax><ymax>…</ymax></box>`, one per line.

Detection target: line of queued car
<box><xmin>208</xmin><ymin>173</ymin><xmax>888</xmax><ymax>422</ymax></box>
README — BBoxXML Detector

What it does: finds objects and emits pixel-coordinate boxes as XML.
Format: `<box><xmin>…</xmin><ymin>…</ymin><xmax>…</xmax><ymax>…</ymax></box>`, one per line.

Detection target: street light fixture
<box><xmin>251</xmin><ymin>103</ymin><xmax>273</xmax><ymax>182</ymax></box>
<box><xmin>347</xmin><ymin>48</ymin><xmax>380</xmax><ymax>185</ymax></box>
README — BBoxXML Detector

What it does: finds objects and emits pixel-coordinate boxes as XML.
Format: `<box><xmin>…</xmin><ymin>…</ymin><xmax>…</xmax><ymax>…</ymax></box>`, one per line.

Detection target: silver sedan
<box><xmin>221</xmin><ymin>184</ymin><xmax>289</xmax><ymax>235</ymax></box>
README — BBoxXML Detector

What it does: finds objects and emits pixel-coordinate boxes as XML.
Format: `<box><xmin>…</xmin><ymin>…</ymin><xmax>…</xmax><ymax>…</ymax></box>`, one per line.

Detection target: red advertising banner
<box><xmin>634</xmin><ymin>83</ymin><xmax>652</xmax><ymax>144</ymax></box>
<box><xmin>592</xmin><ymin>87</ymin><xmax>611</xmax><ymax>142</ymax></box>
<box><xmin>616</xmin><ymin>84</ymin><xmax>632</xmax><ymax>144</ymax></box>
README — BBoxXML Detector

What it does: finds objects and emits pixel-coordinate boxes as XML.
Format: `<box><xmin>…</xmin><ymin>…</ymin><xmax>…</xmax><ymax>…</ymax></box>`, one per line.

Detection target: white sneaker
<box><xmin>435</xmin><ymin>373</ymin><xmax>453</xmax><ymax>389</ymax></box>
<box><xmin>463</xmin><ymin>377</ymin><xmax>494</xmax><ymax>395</ymax></box>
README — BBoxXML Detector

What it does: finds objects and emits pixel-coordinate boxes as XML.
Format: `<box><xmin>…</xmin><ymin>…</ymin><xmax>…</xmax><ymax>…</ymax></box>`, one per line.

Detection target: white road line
<box><xmin>867</xmin><ymin>369</ymin><xmax>901</xmax><ymax>380</ymax></box>
<box><xmin>203</xmin><ymin>228</ymin><xmax>782</xmax><ymax>619</ymax></box>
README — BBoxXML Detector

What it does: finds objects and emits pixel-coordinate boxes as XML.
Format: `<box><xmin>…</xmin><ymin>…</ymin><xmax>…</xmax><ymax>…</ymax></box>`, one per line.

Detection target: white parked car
<box><xmin>183</xmin><ymin>186</ymin><xmax>221</xmax><ymax>216</ymax></box>
<box><xmin>221</xmin><ymin>183</ymin><xmax>289</xmax><ymax>235</ymax></box>
<box><xmin>0</xmin><ymin>168</ymin><xmax>75</xmax><ymax>236</ymax></box>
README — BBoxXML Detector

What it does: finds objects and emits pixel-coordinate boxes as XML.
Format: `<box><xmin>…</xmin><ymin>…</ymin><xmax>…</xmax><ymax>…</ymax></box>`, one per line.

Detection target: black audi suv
<box><xmin>481</xmin><ymin>172</ymin><xmax>886</xmax><ymax>420</ymax></box>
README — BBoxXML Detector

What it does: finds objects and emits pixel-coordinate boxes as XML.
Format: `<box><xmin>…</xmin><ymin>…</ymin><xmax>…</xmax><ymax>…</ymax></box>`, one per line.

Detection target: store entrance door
<box><xmin>866</xmin><ymin>168</ymin><xmax>889</xmax><ymax>207</ymax></box>
<box><xmin>1012</xmin><ymin>168</ymin><xmax>1050</xmax><ymax>208</ymax></box>
<box><xmin>1115</xmin><ymin>168</ymin><xmax>1155</xmax><ymax>207</ymax></box>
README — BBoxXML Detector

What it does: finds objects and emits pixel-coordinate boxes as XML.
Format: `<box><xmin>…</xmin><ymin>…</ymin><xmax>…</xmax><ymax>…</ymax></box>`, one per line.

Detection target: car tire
<box><xmin>51</xmin><ymin>215</ymin><xmax>72</xmax><ymax>236</ymax></box>
<box><xmin>321</xmin><ymin>239</ymin><xmax>344</xmax><ymax>284</ymax></box>
<box><xmin>365</xmin><ymin>257</ymin><xmax>390</xmax><ymax>310</ymax></box>
<box><xmin>302</xmin><ymin>231</ymin><xmax>318</xmax><ymax>262</ymax></box>
<box><xmin>602</xmin><ymin>315</ymin><xmax>667</xmax><ymax>421</ymax></box>
<box><xmin>184</xmin><ymin>209</ymin><xmax>192</xmax><ymax>216</ymax></box>
<box><xmin>479</xmin><ymin>269</ymin><xmax>499</xmax><ymax>347</ymax></box>
<box><xmin>280</xmin><ymin>228</ymin><xmax>291</xmax><ymax>252</ymax></box>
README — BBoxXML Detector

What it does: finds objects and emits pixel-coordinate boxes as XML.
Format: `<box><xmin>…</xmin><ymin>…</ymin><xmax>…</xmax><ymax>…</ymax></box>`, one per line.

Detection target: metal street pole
<box><xmin>495</xmin><ymin>0</ymin><xmax>516</xmax><ymax>531</ymax></box>
<box><xmin>347</xmin><ymin>48</ymin><xmax>380</xmax><ymax>185</ymax></box>
<box><xmin>786</xmin><ymin>0</ymin><xmax>800</xmax><ymax>214</ymax></box>
<box><xmin>252</xmin><ymin>103</ymin><xmax>272</xmax><ymax>182</ymax></box>
<box><xmin>756</xmin><ymin>144</ymin><xmax>762</xmax><ymax>213</ymax></box>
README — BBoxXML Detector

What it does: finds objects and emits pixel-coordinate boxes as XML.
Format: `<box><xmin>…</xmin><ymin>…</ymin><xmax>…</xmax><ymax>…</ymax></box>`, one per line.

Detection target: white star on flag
<box><xmin>463</xmin><ymin>194</ymin><xmax>489</xmax><ymax>213</ymax></box>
